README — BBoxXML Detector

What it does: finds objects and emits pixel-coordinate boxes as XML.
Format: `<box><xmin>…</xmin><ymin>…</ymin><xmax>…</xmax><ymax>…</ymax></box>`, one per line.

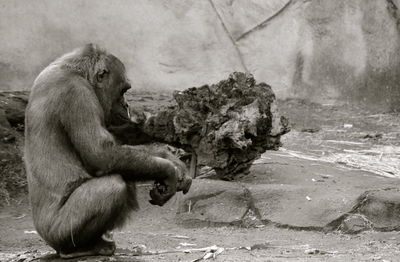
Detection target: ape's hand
<box><xmin>176</xmin><ymin>168</ymin><xmax>192</xmax><ymax>194</ymax></box>
<box><xmin>149</xmin><ymin>182</ymin><xmax>174</xmax><ymax>206</ymax></box>
<box><xmin>164</xmin><ymin>154</ymin><xmax>192</xmax><ymax>194</ymax></box>
<box><xmin>149</xmin><ymin>160</ymin><xmax>191</xmax><ymax>206</ymax></box>
<box><xmin>149</xmin><ymin>177</ymin><xmax>176</xmax><ymax>206</ymax></box>
<box><xmin>149</xmin><ymin>159</ymin><xmax>177</xmax><ymax>206</ymax></box>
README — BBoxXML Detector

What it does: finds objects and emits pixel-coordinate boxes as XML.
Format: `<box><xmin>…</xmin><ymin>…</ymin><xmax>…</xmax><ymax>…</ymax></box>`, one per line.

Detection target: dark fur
<box><xmin>25</xmin><ymin>44</ymin><xmax>186</xmax><ymax>255</ymax></box>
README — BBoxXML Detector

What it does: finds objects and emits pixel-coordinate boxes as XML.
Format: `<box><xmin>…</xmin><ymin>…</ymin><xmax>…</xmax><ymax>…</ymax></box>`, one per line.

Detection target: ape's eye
<box><xmin>96</xmin><ymin>69</ymin><xmax>109</xmax><ymax>82</ymax></box>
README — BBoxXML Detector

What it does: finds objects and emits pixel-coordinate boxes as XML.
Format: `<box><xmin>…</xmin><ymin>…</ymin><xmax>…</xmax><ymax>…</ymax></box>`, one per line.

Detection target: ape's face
<box><xmin>108</xmin><ymin>95</ymin><xmax>131</xmax><ymax>127</ymax></box>
<box><xmin>93</xmin><ymin>55</ymin><xmax>131</xmax><ymax>125</ymax></box>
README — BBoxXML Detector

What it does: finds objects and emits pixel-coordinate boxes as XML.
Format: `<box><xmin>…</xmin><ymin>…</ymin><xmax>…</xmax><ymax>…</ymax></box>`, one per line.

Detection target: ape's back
<box><xmin>25</xmin><ymin>64</ymin><xmax>92</xmax><ymax>228</ymax></box>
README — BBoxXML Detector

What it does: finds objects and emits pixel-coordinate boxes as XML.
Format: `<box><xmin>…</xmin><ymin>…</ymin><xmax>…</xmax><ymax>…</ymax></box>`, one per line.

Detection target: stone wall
<box><xmin>1</xmin><ymin>0</ymin><xmax>399</xmax><ymax>110</ymax></box>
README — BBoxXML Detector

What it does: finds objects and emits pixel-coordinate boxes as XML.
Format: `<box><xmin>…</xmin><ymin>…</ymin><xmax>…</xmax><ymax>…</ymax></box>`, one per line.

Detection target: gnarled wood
<box><xmin>136</xmin><ymin>72</ymin><xmax>290</xmax><ymax>179</ymax></box>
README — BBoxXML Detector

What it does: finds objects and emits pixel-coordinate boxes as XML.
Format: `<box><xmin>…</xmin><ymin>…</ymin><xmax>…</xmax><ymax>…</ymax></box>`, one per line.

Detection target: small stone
<box><xmin>340</xmin><ymin>214</ymin><xmax>372</xmax><ymax>234</ymax></box>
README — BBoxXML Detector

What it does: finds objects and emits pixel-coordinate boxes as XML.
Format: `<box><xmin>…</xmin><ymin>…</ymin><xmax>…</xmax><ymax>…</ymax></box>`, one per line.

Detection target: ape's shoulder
<box><xmin>34</xmin><ymin>64</ymin><xmax>80</xmax><ymax>87</ymax></box>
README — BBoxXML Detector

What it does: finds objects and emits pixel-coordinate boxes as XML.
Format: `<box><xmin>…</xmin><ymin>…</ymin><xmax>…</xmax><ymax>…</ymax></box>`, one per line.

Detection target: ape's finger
<box><xmin>149</xmin><ymin>199</ymin><xmax>164</xmax><ymax>206</ymax></box>
<box><xmin>149</xmin><ymin>187</ymin><xmax>175</xmax><ymax>206</ymax></box>
<box><xmin>177</xmin><ymin>175</ymin><xmax>192</xmax><ymax>194</ymax></box>
<box><xmin>149</xmin><ymin>188</ymin><xmax>163</xmax><ymax>205</ymax></box>
<box><xmin>181</xmin><ymin>178</ymin><xmax>192</xmax><ymax>194</ymax></box>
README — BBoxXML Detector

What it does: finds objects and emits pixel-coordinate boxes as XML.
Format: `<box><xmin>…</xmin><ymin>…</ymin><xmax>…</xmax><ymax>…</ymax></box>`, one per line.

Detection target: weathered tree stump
<box><xmin>135</xmin><ymin>72</ymin><xmax>290</xmax><ymax>180</ymax></box>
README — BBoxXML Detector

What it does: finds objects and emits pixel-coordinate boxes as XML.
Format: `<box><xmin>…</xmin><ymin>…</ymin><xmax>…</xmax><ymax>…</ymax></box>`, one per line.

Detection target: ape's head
<box><xmin>60</xmin><ymin>44</ymin><xmax>132</xmax><ymax>125</ymax></box>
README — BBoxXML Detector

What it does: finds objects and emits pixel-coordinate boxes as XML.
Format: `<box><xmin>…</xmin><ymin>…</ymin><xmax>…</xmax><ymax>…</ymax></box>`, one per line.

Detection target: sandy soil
<box><xmin>1</xmin><ymin>96</ymin><xmax>400</xmax><ymax>261</ymax></box>
<box><xmin>1</xmin><ymin>191</ymin><xmax>400</xmax><ymax>262</ymax></box>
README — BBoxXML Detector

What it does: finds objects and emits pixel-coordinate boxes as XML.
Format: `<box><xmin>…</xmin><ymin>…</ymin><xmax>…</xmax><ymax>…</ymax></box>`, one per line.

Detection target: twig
<box><xmin>190</xmin><ymin>153</ymin><xmax>198</xmax><ymax>178</ymax></box>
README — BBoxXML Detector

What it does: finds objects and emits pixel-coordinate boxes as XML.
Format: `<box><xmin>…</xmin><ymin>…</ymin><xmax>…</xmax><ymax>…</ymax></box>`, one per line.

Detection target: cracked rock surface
<box><xmin>177</xmin><ymin>153</ymin><xmax>400</xmax><ymax>232</ymax></box>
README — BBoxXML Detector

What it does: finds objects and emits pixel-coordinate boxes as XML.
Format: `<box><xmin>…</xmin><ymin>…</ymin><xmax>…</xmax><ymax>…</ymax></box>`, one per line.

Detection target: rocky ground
<box><xmin>1</xmin><ymin>93</ymin><xmax>400</xmax><ymax>261</ymax></box>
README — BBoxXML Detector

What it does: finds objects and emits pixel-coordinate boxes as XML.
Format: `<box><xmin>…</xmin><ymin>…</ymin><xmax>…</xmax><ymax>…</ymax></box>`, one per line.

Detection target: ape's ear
<box><xmin>96</xmin><ymin>68</ymin><xmax>109</xmax><ymax>83</ymax></box>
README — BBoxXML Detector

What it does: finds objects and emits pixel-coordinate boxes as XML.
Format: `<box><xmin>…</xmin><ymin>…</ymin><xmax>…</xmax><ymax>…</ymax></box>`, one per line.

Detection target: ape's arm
<box><xmin>59</xmin><ymin>84</ymin><xmax>177</xmax><ymax>183</ymax></box>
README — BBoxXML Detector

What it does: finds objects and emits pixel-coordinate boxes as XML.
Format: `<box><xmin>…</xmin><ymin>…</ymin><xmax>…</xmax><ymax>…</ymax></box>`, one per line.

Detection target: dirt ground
<box><xmin>1</xmin><ymin>96</ymin><xmax>400</xmax><ymax>262</ymax></box>
<box><xmin>2</xmin><ymin>197</ymin><xmax>400</xmax><ymax>262</ymax></box>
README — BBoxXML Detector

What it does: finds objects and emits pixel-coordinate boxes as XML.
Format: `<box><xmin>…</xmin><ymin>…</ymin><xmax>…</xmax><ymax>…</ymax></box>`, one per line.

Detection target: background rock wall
<box><xmin>1</xmin><ymin>0</ymin><xmax>399</xmax><ymax>110</ymax></box>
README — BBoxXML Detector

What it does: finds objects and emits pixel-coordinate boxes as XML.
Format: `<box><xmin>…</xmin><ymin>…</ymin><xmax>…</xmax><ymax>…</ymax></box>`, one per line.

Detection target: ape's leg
<box><xmin>47</xmin><ymin>175</ymin><xmax>137</xmax><ymax>258</ymax></box>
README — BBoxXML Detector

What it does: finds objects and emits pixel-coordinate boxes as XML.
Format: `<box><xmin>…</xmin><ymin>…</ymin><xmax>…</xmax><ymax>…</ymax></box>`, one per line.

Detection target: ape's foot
<box><xmin>102</xmin><ymin>230</ymin><xmax>114</xmax><ymax>242</ymax></box>
<box><xmin>59</xmin><ymin>233</ymin><xmax>116</xmax><ymax>259</ymax></box>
